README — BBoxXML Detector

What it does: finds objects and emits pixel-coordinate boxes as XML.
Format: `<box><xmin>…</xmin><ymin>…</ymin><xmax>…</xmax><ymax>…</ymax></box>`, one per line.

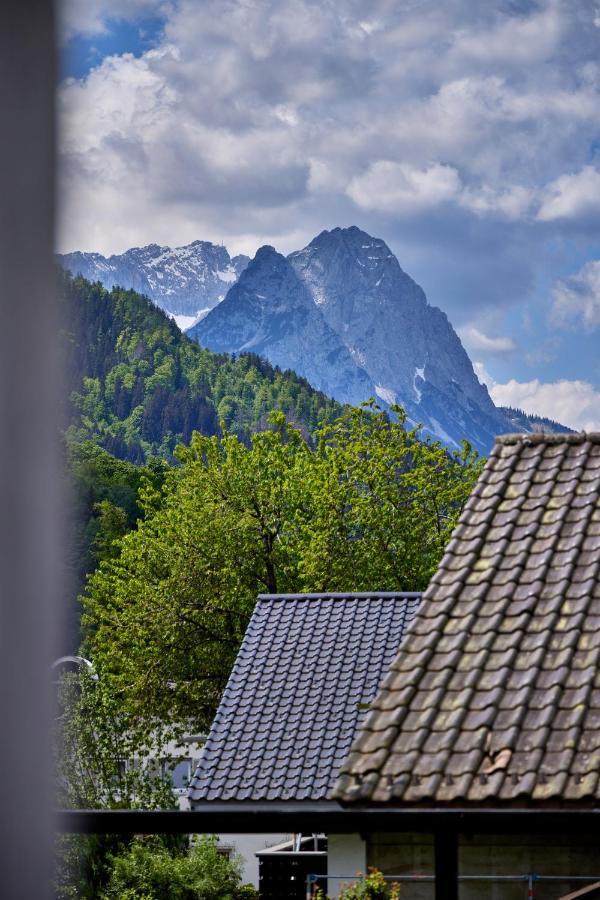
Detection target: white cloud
<box><xmin>57</xmin><ymin>0</ymin><xmax>600</xmax><ymax>332</ymax></box>
<box><xmin>537</xmin><ymin>166</ymin><xmax>600</xmax><ymax>222</ymax></box>
<box><xmin>347</xmin><ymin>161</ymin><xmax>461</xmax><ymax>214</ymax></box>
<box><xmin>550</xmin><ymin>260</ymin><xmax>600</xmax><ymax>331</ymax></box>
<box><xmin>459</xmin><ymin>326</ymin><xmax>516</xmax><ymax>353</ymax></box>
<box><xmin>473</xmin><ymin>360</ymin><xmax>496</xmax><ymax>390</ymax></box>
<box><xmin>489</xmin><ymin>378</ymin><xmax>600</xmax><ymax>431</ymax></box>
<box><xmin>452</xmin><ymin>1</ymin><xmax>564</xmax><ymax>65</ymax></box>
<box><xmin>459</xmin><ymin>184</ymin><xmax>533</xmax><ymax>220</ymax></box>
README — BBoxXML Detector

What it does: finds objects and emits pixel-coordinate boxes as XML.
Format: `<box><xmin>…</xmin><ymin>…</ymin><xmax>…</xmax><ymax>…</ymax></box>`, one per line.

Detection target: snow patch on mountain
<box><xmin>58</xmin><ymin>241</ymin><xmax>250</xmax><ymax>317</ymax></box>
<box><xmin>168</xmin><ymin>309</ymin><xmax>211</xmax><ymax>332</ymax></box>
<box><xmin>375</xmin><ymin>385</ymin><xmax>397</xmax><ymax>406</ymax></box>
<box><xmin>217</xmin><ymin>267</ymin><xmax>238</xmax><ymax>283</ymax></box>
<box><xmin>413</xmin><ymin>367</ymin><xmax>425</xmax><ymax>403</ymax></box>
<box><xmin>430</xmin><ymin>418</ymin><xmax>458</xmax><ymax>447</ymax></box>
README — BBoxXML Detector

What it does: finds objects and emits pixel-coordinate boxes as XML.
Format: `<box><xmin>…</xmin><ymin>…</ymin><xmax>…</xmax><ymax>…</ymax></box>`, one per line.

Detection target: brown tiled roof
<box><xmin>334</xmin><ymin>433</ymin><xmax>600</xmax><ymax>807</ymax></box>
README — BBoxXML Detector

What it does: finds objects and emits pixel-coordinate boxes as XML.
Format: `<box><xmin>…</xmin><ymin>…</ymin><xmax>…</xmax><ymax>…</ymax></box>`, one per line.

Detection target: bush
<box><xmin>312</xmin><ymin>868</ymin><xmax>400</xmax><ymax>900</ymax></box>
<box><xmin>101</xmin><ymin>835</ymin><xmax>254</xmax><ymax>899</ymax></box>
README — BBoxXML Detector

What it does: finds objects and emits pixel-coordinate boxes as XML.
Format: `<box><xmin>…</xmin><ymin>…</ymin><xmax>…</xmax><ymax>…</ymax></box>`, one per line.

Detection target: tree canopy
<box><xmin>62</xmin><ymin>272</ymin><xmax>343</xmax><ymax>462</ymax></box>
<box><xmin>83</xmin><ymin>405</ymin><xmax>483</xmax><ymax>732</ymax></box>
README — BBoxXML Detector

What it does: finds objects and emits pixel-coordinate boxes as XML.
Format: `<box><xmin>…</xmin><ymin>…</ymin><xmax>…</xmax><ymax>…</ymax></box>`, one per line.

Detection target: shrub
<box><xmin>100</xmin><ymin>835</ymin><xmax>254</xmax><ymax>899</ymax></box>
<box><xmin>338</xmin><ymin>868</ymin><xmax>400</xmax><ymax>899</ymax></box>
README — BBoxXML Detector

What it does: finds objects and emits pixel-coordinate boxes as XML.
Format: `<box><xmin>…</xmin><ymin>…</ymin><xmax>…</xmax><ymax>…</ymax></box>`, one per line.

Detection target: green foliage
<box><xmin>66</xmin><ymin>440</ymin><xmax>168</xmax><ymax>645</ymax></box>
<box><xmin>338</xmin><ymin>868</ymin><xmax>401</xmax><ymax>899</ymax></box>
<box><xmin>82</xmin><ymin>405</ymin><xmax>483</xmax><ymax>731</ymax></box>
<box><xmin>62</xmin><ymin>272</ymin><xmax>343</xmax><ymax>463</ymax></box>
<box><xmin>312</xmin><ymin>869</ymin><xmax>400</xmax><ymax>900</ymax></box>
<box><xmin>54</xmin><ymin>670</ymin><xmax>176</xmax><ymax>898</ymax></box>
<box><xmin>55</xmin><ymin>670</ymin><xmax>173</xmax><ymax>811</ymax></box>
<box><xmin>100</xmin><ymin>836</ymin><xmax>256</xmax><ymax>900</ymax></box>
<box><xmin>69</xmin><ymin>441</ymin><xmax>168</xmax><ymax>574</ymax></box>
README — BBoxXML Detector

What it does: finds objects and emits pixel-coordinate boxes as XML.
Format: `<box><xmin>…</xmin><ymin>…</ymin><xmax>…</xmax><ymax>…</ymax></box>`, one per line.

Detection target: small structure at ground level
<box><xmin>257</xmin><ymin>835</ymin><xmax>327</xmax><ymax>900</ymax></box>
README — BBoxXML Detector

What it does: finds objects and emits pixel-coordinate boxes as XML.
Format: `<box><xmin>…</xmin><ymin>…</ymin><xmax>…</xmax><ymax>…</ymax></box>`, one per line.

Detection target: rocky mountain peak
<box><xmin>190</xmin><ymin>245</ymin><xmax>375</xmax><ymax>407</ymax></box>
<box><xmin>193</xmin><ymin>226</ymin><xmax>510</xmax><ymax>454</ymax></box>
<box><xmin>249</xmin><ymin>245</ymin><xmax>281</xmax><ymax>269</ymax></box>
<box><xmin>58</xmin><ymin>239</ymin><xmax>250</xmax><ymax>321</ymax></box>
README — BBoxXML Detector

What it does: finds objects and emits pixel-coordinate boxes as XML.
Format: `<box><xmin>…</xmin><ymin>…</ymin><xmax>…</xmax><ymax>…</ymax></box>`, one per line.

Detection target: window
<box><xmin>162</xmin><ymin>757</ymin><xmax>193</xmax><ymax>791</ymax></box>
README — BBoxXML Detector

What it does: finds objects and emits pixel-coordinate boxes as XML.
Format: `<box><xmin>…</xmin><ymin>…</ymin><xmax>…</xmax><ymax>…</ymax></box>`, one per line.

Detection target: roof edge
<box><xmin>496</xmin><ymin>431</ymin><xmax>600</xmax><ymax>445</ymax></box>
<box><xmin>257</xmin><ymin>592</ymin><xmax>423</xmax><ymax>601</ymax></box>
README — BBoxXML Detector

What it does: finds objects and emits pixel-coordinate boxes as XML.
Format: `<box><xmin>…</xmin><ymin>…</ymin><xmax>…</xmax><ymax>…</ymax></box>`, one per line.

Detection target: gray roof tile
<box><xmin>334</xmin><ymin>433</ymin><xmax>600</xmax><ymax>807</ymax></box>
<box><xmin>188</xmin><ymin>592</ymin><xmax>420</xmax><ymax>802</ymax></box>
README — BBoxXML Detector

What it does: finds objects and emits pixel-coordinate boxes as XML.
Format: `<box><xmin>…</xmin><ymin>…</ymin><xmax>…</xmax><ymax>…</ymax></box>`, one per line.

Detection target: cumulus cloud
<box><xmin>459</xmin><ymin>326</ymin><xmax>516</xmax><ymax>353</ymax></box>
<box><xmin>451</xmin><ymin>1</ymin><xmax>564</xmax><ymax>65</ymax></box>
<box><xmin>57</xmin><ymin>0</ymin><xmax>600</xmax><ymax>324</ymax></box>
<box><xmin>537</xmin><ymin>166</ymin><xmax>600</xmax><ymax>223</ymax></box>
<box><xmin>473</xmin><ymin>360</ymin><xmax>495</xmax><ymax>390</ymax></box>
<box><xmin>347</xmin><ymin>161</ymin><xmax>461</xmax><ymax>214</ymax></box>
<box><xmin>489</xmin><ymin>378</ymin><xmax>600</xmax><ymax>431</ymax></box>
<box><xmin>550</xmin><ymin>260</ymin><xmax>600</xmax><ymax>331</ymax></box>
<box><xmin>459</xmin><ymin>184</ymin><xmax>533</xmax><ymax>220</ymax></box>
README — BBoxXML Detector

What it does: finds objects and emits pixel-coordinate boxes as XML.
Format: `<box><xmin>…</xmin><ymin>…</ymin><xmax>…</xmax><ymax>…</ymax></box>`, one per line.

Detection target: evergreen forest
<box><xmin>62</xmin><ymin>272</ymin><xmax>343</xmax><ymax>464</ymax></box>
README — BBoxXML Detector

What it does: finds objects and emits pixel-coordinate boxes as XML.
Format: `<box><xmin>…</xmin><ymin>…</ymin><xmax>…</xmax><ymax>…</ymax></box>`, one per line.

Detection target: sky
<box><xmin>58</xmin><ymin>0</ymin><xmax>600</xmax><ymax>430</ymax></box>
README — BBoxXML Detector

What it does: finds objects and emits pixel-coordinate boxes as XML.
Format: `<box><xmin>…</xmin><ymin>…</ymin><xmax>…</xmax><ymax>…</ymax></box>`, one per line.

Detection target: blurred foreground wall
<box><xmin>0</xmin><ymin>2</ymin><xmax>62</xmax><ymax>897</ymax></box>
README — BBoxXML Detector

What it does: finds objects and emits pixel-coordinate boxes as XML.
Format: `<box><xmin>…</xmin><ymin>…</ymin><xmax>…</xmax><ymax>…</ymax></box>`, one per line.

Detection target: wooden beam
<box><xmin>435</xmin><ymin>830</ymin><xmax>458</xmax><ymax>900</ymax></box>
<box><xmin>558</xmin><ymin>883</ymin><xmax>600</xmax><ymax>900</ymax></box>
<box><xmin>58</xmin><ymin>806</ymin><xmax>600</xmax><ymax>835</ymax></box>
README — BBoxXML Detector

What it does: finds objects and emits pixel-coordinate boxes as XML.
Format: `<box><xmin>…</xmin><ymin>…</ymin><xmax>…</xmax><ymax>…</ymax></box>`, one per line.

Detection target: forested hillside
<box><xmin>62</xmin><ymin>273</ymin><xmax>343</xmax><ymax>463</ymax></box>
<box><xmin>499</xmin><ymin>406</ymin><xmax>573</xmax><ymax>435</ymax></box>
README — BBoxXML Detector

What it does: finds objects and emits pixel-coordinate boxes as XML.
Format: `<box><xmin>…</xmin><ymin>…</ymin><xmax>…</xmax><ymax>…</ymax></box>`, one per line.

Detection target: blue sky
<box><xmin>61</xmin><ymin>15</ymin><xmax>165</xmax><ymax>80</ymax></box>
<box><xmin>57</xmin><ymin>0</ymin><xmax>600</xmax><ymax>429</ymax></box>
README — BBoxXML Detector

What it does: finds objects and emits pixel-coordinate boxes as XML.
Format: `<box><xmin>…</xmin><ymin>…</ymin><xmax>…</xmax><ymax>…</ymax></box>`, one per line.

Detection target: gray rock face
<box><xmin>190</xmin><ymin>246</ymin><xmax>374</xmax><ymax>406</ymax></box>
<box><xmin>287</xmin><ymin>226</ymin><xmax>509</xmax><ymax>453</ymax></box>
<box><xmin>191</xmin><ymin>227</ymin><xmax>517</xmax><ymax>454</ymax></box>
<box><xmin>58</xmin><ymin>241</ymin><xmax>249</xmax><ymax>319</ymax></box>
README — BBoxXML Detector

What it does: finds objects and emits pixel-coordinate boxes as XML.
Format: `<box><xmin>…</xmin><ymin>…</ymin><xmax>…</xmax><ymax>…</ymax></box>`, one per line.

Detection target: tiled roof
<box><xmin>335</xmin><ymin>433</ymin><xmax>600</xmax><ymax>807</ymax></box>
<box><xmin>188</xmin><ymin>592</ymin><xmax>421</xmax><ymax>802</ymax></box>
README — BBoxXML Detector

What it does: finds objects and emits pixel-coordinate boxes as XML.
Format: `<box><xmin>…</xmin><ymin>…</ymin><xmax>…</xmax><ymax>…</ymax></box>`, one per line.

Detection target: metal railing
<box><xmin>307</xmin><ymin>872</ymin><xmax>600</xmax><ymax>899</ymax></box>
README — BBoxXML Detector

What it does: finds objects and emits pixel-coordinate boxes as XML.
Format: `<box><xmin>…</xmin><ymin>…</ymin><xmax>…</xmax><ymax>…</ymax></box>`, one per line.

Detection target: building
<box><xmin>188</xmin><ymin>591</ymin><xmax>421</xmax><ymax>893</ymax></box>
<box><xmin>333</xmin><ymin>432</ymin><xmax>600</xmax><ymax>898</ymax></box>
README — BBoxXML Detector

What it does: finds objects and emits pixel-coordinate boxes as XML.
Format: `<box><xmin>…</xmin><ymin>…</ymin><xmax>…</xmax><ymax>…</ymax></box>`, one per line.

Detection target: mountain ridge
<box><xmin>60</xmin><ymin>228</ymin><xmax>572</xmax><ymax>455</ymax></box>
<box><xmin>499</xmin><ymin>406</ymin><xmax>573</xmax><ymax>436</ymax></box>
<box><xmin>193</xmin><ymin>244</ymin><xmax>375</xmax><ymax>407</ymax></box>
<box><xmin>58</xmin><ymin>240</ymin><xmax>250</xmax><ymax>319</ymax></box>
<box><xmin>192</xmin><ymin>226</ymin><xmax>510</xmax><ymax>455</ymax></box>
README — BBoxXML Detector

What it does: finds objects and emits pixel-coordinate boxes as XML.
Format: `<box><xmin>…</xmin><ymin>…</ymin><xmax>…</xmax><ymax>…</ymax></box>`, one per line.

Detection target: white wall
<box><xmin>328</xmin><ymin>833</ymin><xmax>367</xmax><ymax>898</ymax></box>
<box><xmin>218</xmin><ymin>833</ymin><xmax>291</xmax><ymax>887</ymax></box>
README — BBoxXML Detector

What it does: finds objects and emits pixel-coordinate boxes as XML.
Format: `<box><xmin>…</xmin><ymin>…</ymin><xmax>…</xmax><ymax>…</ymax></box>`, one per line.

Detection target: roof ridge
<box><xmin>257</xmin><ymin>592</ymin><xmax>422</xmax><ymax>601</ymax></box>
<box><xmin>496</xmin><ymin>432</ymin><xmax>600</xmax><ymax>445</ymax></box>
